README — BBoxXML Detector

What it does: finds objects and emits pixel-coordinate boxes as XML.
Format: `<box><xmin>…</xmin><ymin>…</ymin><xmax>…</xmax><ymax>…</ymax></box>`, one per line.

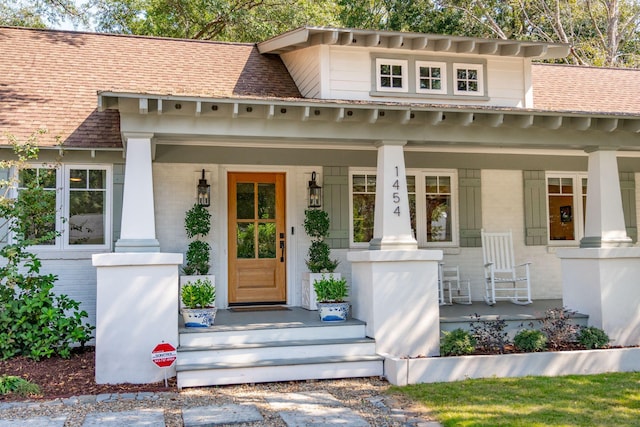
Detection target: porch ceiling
<box><xmin>100</xmin><ymin>92</ymin><xmax>640</xmax><ymax>152</ymax></box>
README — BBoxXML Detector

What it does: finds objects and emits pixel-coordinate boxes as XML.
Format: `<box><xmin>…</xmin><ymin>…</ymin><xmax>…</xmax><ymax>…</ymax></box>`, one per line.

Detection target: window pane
<box><xmin>561</xmin><ymin>178</ymin><xmax>573</xmax><ymax>194</ymax></box>
<box><xmin>548</xmin><ymin>178</ymin><xmax>560</xmax><ymax>194</ymax></box>
<box><xmin>236</xmin><ymin>183</ymin><xmax>255</xmax><ymax>219</ymax></box>
<box><xmin>432</xmin><ymin>68</ymin><xmax>441</xmax><ymax>78</ymax></box>
<box><xmin>392</xmin><ymin>65</ymin><xmax>402</xmax><ymax>75</ymax></box>
<box><xmin>380</xmin><ymin>64</ymin><xmax>390</xmax><ymax>75</ymax></box>
<box><xmin>381</xmin><ymin>76</ymin><xmax>391</xmax><ymax>87</ymax></box>
<box><xmin>352</xmin><ymin>175</ymin><xmax>365</xmax><ymax>192</ymax></box>
<box><xmin>258</xmin><ymin>223</ymin><xmax>276</xmax><ymax>258</ymax></box>
<box><xmin>69</xmin><ymin>191</ymin><xmax>105</xmax><ymax>245</ymax></box>
<box><xmin>406</xmin><ymin>176</ymin><xmax>415</xmax><ymax>193</ymax></box>
<box><xmin>457</xmin><ymin>69</ymin><xmax>467</xmax><ymax>79</ymax></box>
<box><xmin>469</xmin><ymin>81</ymin><xmax>478</xmax><ymax>91</ymax></box>
<box><xmin>468</xmin><ymin>69</ymin><xmax>478</xmax><ymax>80</ymax></box>
<box><xmin>89</xmin><ymin>170</ymin><xmax>106</xmax><ymax>189</ymax></box>
<box><xmin>427</xmin><ymin>195</ymin><xmax>451</xmax><ymax>242</ymax></box>
<box><xmin>420</xmin><ymin>80</ymin><xmax>429</xmax><ymax>89</ymax></box>
<box><xmin>257</xmin><ymin>183</ymin><xmax>275</xmax><ymax>219</ymax></box>
<box><xmin>439</xmin><ymin>177</ymin><xmax>451</xmax><ymax>193</ymax></box>
<box><xmin>366</xmin><ymin>175</ymin><xmax>376</xmax><ymax>192</ymax></box>
<box><xmin>409</xmin><ymin>193</ymin><xmax>416</xmax><ymax>239</ymax></box>
<box><xmin>420</xmin><ymin>67</ymin><xmax>430</xmax><ymax>77</ymax></box>
<box><xmin>549</xmin><ymin>195</ymin><xmax>574</xmax><ymax>241</ymax></box>
<box><xmin>458</xmin><ymin>81</ymin><xmax>467</xmax><ymax>91</ymax></box>
<box><xmin>432</xmin><ymin>80</ymin><xmax>441</xmax><ymax>90</ymax></box>
<box><xmin>426</xmin><ymin>176</ymin><xmax>438</xmax><ymax>193</ymax></box>
<box><xmin>70</xmin><ymin>170</ymin><xmax>86</xmax><ymax>188</ymax></box>
<box><xmin>392</xmin><ymin>77</ymin><xmax>403</xmax><ymax>88</ymax></box>
<box><xmin>236</xmin><ymin>223</ymin><xmax>255</xmax><ymax>258</ymax></box>
<box><xmin>353</xmin><ymin>194</ymin><xmax>375</xmax><ymax>243</ymax></box>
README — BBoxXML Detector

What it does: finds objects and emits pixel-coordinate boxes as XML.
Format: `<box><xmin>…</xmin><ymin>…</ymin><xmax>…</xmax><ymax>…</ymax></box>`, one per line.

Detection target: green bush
<box><xmin>313</xmin><ymin>275</ymin><xmax>348</xmax><ymax>302</ymax></box>
<box><xmin>304</xmin><ymin>209</ymin><xmax>338</xmax><ymax>273</ymax></box>
<box><xmin>577</xmin><ymin>326</ymin><xmax>610</xmax><ymax>349</ymax></box>
<box><xmin>0</xmin><ymin>169</ymin><xmax>94</xmax><ymax>361</ymax></box>
<box><xmin>0</xmin><ymin>375</ymin><xmax>40</xmax><ymax>397</ymax></box>
<box><xmin>441</xmin><ymin>328</ymin><xmax>476</xmax><ymax>356</ymax></box>
<box><xmin>181</xmin><ymin>278</ymin><xmax>216</xmax><ymax>308</ymax></box>
<box><xmin>514</xmin><ymin>329</ymin><xmax>547</xmax><ymax>352</ymax></box>
<box><xmin>183</xmin><ymin>203</ymin><xmax>211</xmax><ymax>275</ymax></box>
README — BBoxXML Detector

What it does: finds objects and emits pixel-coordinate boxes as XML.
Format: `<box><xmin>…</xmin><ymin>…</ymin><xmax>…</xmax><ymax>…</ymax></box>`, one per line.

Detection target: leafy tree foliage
<box><xmin>0</xmin><ymin>0</ymin><xmax>88</xmax><ymax>28</ymax></box>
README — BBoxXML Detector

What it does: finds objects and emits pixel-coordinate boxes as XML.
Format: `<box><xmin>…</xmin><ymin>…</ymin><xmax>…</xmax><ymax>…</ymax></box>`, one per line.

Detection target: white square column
<box><xmin>93</xmin><ymin>252</ymin><xmax>183</xmax><ymax>384</ymax></box>
<box><xmin>115</xmin><ymin>133</ymin><xmax>160</xmax><ymax>252</ymax></box>
<box><xmin>348</xmin><ymin>140</ymin><xmax>441</xmax><ymax>358</ymax></box>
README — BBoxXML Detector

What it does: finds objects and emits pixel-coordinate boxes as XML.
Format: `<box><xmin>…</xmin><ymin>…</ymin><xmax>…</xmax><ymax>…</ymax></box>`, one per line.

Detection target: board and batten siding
<box><xmin>458</xmin><ymin>169</ymin><xmax>482</xmax><ymax>247</ymax></box>
<box><xmin>523</xmin><ymin>170</ymin><xmax>637</xmax><ymax>245</ymax></box>
<box><xmin>323</xmin><ymin>166</ymin><xmax>350</xmax><ymax>249</ymax></box>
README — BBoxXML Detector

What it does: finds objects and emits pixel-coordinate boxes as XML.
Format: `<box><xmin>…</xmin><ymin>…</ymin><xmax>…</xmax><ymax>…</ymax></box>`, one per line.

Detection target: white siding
<box><xmin>281</xmin><ymin>46</ymin><xmax>323</xmax><ymax>98</ymax></box>
<box><xmin>283</xmin><ymin>45</ymin><xmax>529</xmax><ymax>107</ymax></box>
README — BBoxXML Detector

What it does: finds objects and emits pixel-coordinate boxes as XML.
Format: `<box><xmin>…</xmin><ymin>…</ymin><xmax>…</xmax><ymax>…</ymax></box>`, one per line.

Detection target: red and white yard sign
<box><xmin>151</xmin><ymin>342</ymin><xmax>177</xmax><ymax>368</ymax></box>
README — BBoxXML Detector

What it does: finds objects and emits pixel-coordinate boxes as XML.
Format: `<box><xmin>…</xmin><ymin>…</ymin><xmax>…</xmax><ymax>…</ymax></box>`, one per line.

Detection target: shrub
<box><xmin>577</xmin><ymin>326</ymin><xmax>610</xmax><ymax>349</ymax></box>
<box><xmin>514</xmin><ymin>329</ymin><xmax>547</xmax><ymax>352</ymax></box>
<box><xmin>0</xmin><ymin>375</ymin><xmax>40</xmax><ymax>397</ymax></box>
<box><xmin>469</xmin><ymin>313</ymin><xmax>509</xmax><ymax>353</ymax></box>
<box><xmin>540</xmin><ymin>307</ymin><xmax>579</xmax><ymax>349</ymax></box>
<box><xmin>441</xmin><ymin>328</ymin><xmax>476</xmax><ymax>356</ymax></box>
<box><xmin>0</xmin><ymin>144</ymin><xmax>94</xmax><ymax>361</ymax></box>
<box><xmin>304</xmin><ymin>209</ymin><xmax>338</xmax><ymax>273</ymax></box>
<box><xmin>313</xmin><ymin>275</ymin><xmax>348</xmax><ymax>302</ymax></box>
<box><xmin>183</xmin><ymin>203</ymin><xmax>211</xmax><ymax>275</ymax></box>
<box><xmin>181</xmin><ymin>278</ymin><xmax>215</xmax><ymax>309</ymax></box>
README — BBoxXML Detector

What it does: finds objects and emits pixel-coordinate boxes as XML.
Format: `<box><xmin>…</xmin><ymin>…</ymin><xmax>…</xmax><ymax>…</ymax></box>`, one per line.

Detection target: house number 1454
<box><xmin>393</xmin><ymin>166</ymin><xmax>400</xmax><ymax>216</ymax></box>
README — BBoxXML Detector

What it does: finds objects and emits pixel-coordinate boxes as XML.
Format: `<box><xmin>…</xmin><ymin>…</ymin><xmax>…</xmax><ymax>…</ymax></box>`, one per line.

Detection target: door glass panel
<box><xmin>236</xmin><ymin>183</ymin><xmax>255</xmax><ymax>219</ymax></box>
<box><xmin>258</xmin><ymin>183</ymin><xmax>275</xmax><ymax>219</ymax></box>
<box><xmin>353</xmin><ymin>193</ymin><xmax>375</xmax><ymax>243</ymax></box>
<box><xmin>236</xmin><ymin>223</ymin><xmax>255</xmax><ymax>258</ymax></box>
<box><xmin>258</xmin><ymin>223</ymin><xmax>276</xmax><ymax>258</ymax></box>
<box><xmin>69</xmin><ymin>169</ymin><xmax>87</xmax><ymax>188</ymax></box>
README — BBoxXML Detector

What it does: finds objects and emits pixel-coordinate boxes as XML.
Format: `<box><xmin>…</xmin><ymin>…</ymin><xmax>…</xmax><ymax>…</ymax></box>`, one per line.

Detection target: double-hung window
<box><xmin>546</xmin><ymin>172</ymin><xmax>587</xmax><ymax>244</ymax></box>
<box><xmin>350</xmin><ymin>169</ymin><xmax>457</xmax><ymax>247</ymax></box>
<box><xmin>15</xmin><ymin>164</ymin><xmax>112</xmax><ymax>250</ymax></box>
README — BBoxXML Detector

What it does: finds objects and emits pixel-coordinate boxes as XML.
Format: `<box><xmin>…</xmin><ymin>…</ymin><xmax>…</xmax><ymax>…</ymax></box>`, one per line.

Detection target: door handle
<box><xmin>279</xmin><ymin>240</ymin><xmax>285</xmax><ymax>262</ymax></box>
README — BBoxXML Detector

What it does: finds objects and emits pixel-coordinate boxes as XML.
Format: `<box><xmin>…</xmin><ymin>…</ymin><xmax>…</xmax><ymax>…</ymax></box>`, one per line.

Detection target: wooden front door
<box><xmin>228</xmin><ymin>172</ymin><xmax>286</xmax><ymax>304</ymax></box>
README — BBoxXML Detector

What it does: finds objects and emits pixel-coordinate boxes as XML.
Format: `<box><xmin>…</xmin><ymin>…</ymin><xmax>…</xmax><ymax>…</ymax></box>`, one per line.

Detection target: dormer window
<box><xmin>376</xmin><ymin>58</ymin><xmax>408</xmax><ymax>92</ymax></box>
<box><xmin>416</xmin><ymin>61</ymin><xmax>447</xmax><ymax>95</ymax></box>
<box><xmin>453</xmin><ymin>63</ymin><xmax>484</xmax><ymax>96</ymax></box>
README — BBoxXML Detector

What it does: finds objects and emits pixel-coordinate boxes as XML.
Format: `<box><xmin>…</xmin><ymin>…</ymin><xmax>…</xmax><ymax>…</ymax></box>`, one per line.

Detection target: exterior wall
<box><xmin>283</xmin><ymin>45</ymin><xmax>528</xmax><ymax>107</ymax></box>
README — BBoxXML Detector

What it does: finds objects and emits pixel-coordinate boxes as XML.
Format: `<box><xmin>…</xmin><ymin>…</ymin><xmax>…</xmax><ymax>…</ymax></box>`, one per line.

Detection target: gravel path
<box><xmin>0</xmin><ymin>378</ymin><xmax>440</xmax><ymax>426</ymax></box>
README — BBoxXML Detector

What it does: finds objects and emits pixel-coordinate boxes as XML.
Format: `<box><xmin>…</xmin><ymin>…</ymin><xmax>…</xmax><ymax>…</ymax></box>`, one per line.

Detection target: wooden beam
<box><xmin>324</xmin><ymin>30</ymin><xmax>339</xmax><ymax>45</ymax></box>
<box><xmin>570</xmin><ymin>117</ymin><xmax>591</xmax><ymax>131</ymax></box>
<box><xmin>458</xmin><ymin>112</ymin><xmax>474</xmax><ymax>126</ymax></box>
<box><xmin>487</xmin><ymin>114</ymin><xmax>504</xmax><ymax>127</ymax></box>
<box><xmin>366</xmin><ymin>34</ymin><xmax>380</xmax><ymax>47</ymax></box>
<box><xmin>139</xmin><ymin>98</ymin><xmax>148</xmax><ymax>115</ymax></box>
<box><xmin>267</xmin><ymin>104</ymin><xmax>275</xmax><ymax>120</ymax></box>
<box><xmin>517</xmin><ymin>115</ymin><xmax>534</xmax><ymax>128</ymax></box>
<box><xmin>542</xmin><ymin>115</ymin><xmax>563</xmax><ymax>130</ymax></box>
<box><xmin>434</xmin><ymin>39</ymin><xmax>452</xmax><ymax>51</ymax></box>
<box><xmin>411</xmin><ymin>37</ymin><xmax>428</xmax><ymax>50</ymax></box>
<box><xmin>598</xmin><ymin>118</ymin><xmax>619</xmax><ymax>132</ymax></box>
<box><xmin>335</xmin><ymin>107</ymin><xmax>345</xmax><ymax>122</ymax></box>
<box><xmin>368</xmin><ymin>109</ymin><xmax>379</xmax><ymax>124</ymax></box>
<box><xmin>400</xmin><ymin>110</ymin><xmax>412</xmax><ymax>124</ymax></box>
<box><xmin>524</xmin><ymin>45</ymin><xmax>547</xmax><ymax>58</ymax></box>
<box><xmin>389</xmin><ymin>36</ymin><xmax>404</xmax><ymax>49</ymax></box>
<box><xmin>195</xmin><ymin>101</ymin><xmax>202</xmax><ymax>117</ymax></box>
<box><xmin>157</xmin><ymin>99</ymin><xmax>163</xmax><ymax>115</ymax></box>
<box><xmin>302</xmin><ymin>106</ymin><xmax>310</xmax><ymax>121</ymax></box>
<box><xmin>456</xmin><ymin>41</ymin><xmax>475</xmax><ymax>53</ymax></box>
<box><xmin>426</xmin><ymin>111</ymin><xmax>444</xmax><ymax>125</ymax></box>
<box><xmin>623</xmin><ymin>119</ymin><xmax>640</xmax><ymax>133</ymax></box>
<box><xmin>232</xmin><ymin>103</ymin><xmax>239</xmax><ymax>118</ymax></box>
<box><xmin>479</xmin><ymin>42</ymin><xmax>498</xmax><ymax>55</ymax></box>
<box><xmin>500</xmin><ymin>43</ymin><xmax>521</xmax><ymax>56</ymax></box>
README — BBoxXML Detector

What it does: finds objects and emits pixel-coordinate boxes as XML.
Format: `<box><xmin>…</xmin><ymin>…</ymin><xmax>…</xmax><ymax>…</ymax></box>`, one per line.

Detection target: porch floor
<box><xmin>180</xmin><ymin>299</ymin><xmax>585</xmax><ymax>331</ymax></box>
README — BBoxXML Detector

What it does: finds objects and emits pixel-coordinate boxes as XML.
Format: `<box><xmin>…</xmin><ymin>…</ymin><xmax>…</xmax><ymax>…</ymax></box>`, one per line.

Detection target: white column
<box><xmin>581</xmin><ymin>149</ymin><xmax>632</xmax><ymax>248</ymax></box>
<box><xmin>115</xmin><ymin>133</ymin><xmax>160</xmax><ymax>252</ymax></box>
<box><xmin>369</xmin><ymin>140</ymin><xmax>417</xmax><ymax>250</ymax></box>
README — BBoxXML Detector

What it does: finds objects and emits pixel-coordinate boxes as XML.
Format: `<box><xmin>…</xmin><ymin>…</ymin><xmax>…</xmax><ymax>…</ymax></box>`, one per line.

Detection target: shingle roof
<box><xmin>532</xmin><ymin>63</ymin><xmax>640</xmax><ymax>115</ymax></box>
<box><xmin>0</xmin><ymin>27</ymin><xmax>301</xmax><ymax>147</ymax></box>
<box><xmin>1</xmin><ymin>27</ymin><xmax>638</xmax><ymax>149</ymax></box>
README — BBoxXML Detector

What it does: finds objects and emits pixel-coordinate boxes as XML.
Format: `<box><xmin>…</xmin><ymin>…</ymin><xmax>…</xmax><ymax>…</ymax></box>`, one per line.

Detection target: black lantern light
<box><xmin>308</xmin><ymin>171</ymin><xmax>322</xmax><ymax>208</ymax></box>
<box><xmin>197</xmin><ymin>169</ymin><xmax>211</xmax><ymax>207</ymax></box>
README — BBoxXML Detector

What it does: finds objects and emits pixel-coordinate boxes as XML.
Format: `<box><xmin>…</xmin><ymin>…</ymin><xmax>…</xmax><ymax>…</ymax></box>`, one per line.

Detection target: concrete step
<box><xmin>179</xmin><ymin>321</ymin><xmax>367</xmax><ymax>347</ymax></box>
<box><xmin>176</xmin><ymin>355</ymin><xmax>384</xmax><ymax>388</ymax></box>
<box><xmin>177</xmin><ymin>337</ymin><xmax>377</xmax><ymax>365</ymax></box>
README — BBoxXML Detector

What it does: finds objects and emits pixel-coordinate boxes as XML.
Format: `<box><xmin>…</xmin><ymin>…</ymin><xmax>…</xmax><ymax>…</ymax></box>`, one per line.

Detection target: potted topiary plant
<box><xmin>180</xmin><ymin>203</ymin><xmax>215</xmax><ymax>303</ymax></box>
<box><xmin>302</xmin><ymin>208</ymin><xmax>340</xmax><ymax>311</ymax></box>
<box><xmin>181</xmin><ymin>277</ymin><xmax>217</xmax><ymax>327</ymax></box>
<box><xmin>314</xmin><ymin>275</ymin><xmax>349</xmax><ymax>322</ymax></box>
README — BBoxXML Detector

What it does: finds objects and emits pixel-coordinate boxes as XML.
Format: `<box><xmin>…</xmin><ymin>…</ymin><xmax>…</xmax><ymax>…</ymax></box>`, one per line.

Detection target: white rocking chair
<box><xmin>481</xmin><ymin>230</ymin><xmax>532</xmax><ymax>305</ymax></box>
<box><xmin>438</xmin><ymin>263</ymin><xmax>472</xmax><ymax>305</ymax></box>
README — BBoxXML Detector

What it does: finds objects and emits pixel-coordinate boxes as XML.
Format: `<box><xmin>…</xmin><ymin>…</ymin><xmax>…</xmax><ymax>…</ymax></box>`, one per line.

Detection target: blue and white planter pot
<box><xmin>317</xmin><ymin>302</ymin><xmax>350</xmax><ymax>322</ymax></box>
<box><xmin>182</xmin><ymin>307</ymin><xmax>217</xmax><ymax>327</ymax></box>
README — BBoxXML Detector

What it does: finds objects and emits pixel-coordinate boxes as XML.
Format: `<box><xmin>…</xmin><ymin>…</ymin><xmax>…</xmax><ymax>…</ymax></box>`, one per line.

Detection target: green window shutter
<box><xmin>0</xmin><ymin>168</ymin><xmax>9</xmax><ymax>246</ymax></box>
<box><xmin>523</xmin><ymin>171</ymin><xmax>547</xmax><ymax>246</ymax></box>
<box><xmin>112</xmin><ymin>164</ymin><xmax>125</xmax><ymax>247</ymax></box>
<box><xmin>323</xmin><ymin>166</ymin><xmax>349</xmax><ymax>249</ymax></box>
<box><xmin>620</xmin><ymin>172</ymin><xmax>637</xmax><ymax>243</ymax></box>
<box><xmin>458</xmin><ymin>169</ymin><xmax>482</xmax><ymax>247</ymax></box>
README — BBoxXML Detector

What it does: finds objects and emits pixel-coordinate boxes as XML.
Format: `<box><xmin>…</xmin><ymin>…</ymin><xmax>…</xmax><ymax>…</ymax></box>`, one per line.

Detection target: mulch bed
<box><xmin>0</xmin><ymin>347</ymin><xmax>177</xmax><ymax>402</ymax></box>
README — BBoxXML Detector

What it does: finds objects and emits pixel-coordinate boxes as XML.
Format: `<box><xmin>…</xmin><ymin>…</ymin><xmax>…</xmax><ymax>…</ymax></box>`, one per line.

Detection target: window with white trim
<box><xmin>350</xmin><ymin>169</ymin><xmax>457</xmax><ymax>247</ymax></box>
<box><xmin>453</xmin><ymin>63</ymin><xmax>484</xmax><ymax>96</ymax></box>
<box><xmin>416</xmin><ymin>61</ymin><xmax>447</xmax><ymax>94</ymax></box>
<box><xmin>16</xmin><ymin>164</ymin><xmax>112</xmax><ymax>250</ymax></box>
<box><xmin>546</xmin><ymin>173</ymin><xmax>587</xmax><ymax>244</ymax></box>
<box><xmin>375</xmin><ymin>58</ymin><xmax>408</xmax><ymax>92</ymax></box>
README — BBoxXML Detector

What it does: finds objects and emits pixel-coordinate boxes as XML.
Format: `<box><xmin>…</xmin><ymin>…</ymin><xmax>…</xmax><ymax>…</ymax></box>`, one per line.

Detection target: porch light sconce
<box><xmin>197</xmin><ymin>169</ymin><xmax>211</xmax><ymax>207</ymax></box>
<box><xmin>308</xmin><ymin>171</ymin><xmax>322</xmax><ymax>209</ymax></box>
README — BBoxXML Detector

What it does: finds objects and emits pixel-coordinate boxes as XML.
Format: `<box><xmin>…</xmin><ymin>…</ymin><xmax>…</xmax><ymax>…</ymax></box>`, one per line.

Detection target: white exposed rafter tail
<box><xmin>368</xmin><ymin>109</ymin><xmax>379</xmax><ymax>124</ymax></box>
<box><xmin>267</xmin><ymin>104</ymin><xmax>275</xmax><ymax>120</ymax></box>
<box><xmin>232</xmin><ymin>103</ymin><xmax>239</xmax><ymax>118</ymax></box>
<box><xmin>598</xmin><ymin>118</ymin><xmax>619</xmax><ymax>132</ymax></box>
<box><xmin>139</xmin><ymin>98</ymin><xmax>148</xmax><ymax>114</ymax></box>
<box><xmin>302</xmin><ymin>106</ymin><xmax>310</xmax><ymax>121</ymax></box>
<box><xmin>400</xmin><ymin>110</ymin><xmax>412</xmax><ymax>124</ymax></box>
<box><xmin>195</xmin><ymin>101</ymin><xmax>201</xmax><ymax>117</ymax></box>
<box><xmin>157</xmin><ymin>99</ymin><xmax>163</xmax><ymax>115</ymax></box>
<box><xmin>335</xmin><ymin>108</ymin><xmax>345</xmax><ymax>122</ymax></box>
<box><xmin>426</xmin><ymin>111</ymin><xmax>444</xmax><ymax>125</ymax></box>
<box><xmin>571</xmin><ymin>117</ymin><xmax>592</xmax><ymax>131</ymax></box>
<box><xmin>488</xmin><ymin>114</ymin><xmax>504</xmax><ymax>127</ymax></box>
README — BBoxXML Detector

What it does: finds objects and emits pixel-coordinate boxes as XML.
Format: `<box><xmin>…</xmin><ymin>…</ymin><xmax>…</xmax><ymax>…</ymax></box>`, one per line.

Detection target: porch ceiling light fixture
<box><xmin>308</xmin><ymin>171</ymin><xmax>322</xmax><ymax>209</ymax></box>
<box><xmin>197</xmin><ymin>169</ymin><xmax>211</xmax><ymax>207</ymax></box>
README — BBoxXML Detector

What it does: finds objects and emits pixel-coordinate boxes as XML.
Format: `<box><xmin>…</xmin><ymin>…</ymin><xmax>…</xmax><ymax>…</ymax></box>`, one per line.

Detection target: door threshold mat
<box><xmin>229</xmin><ymin>306</ymin><xmax>291</xmax><ymax>312</ymax></box>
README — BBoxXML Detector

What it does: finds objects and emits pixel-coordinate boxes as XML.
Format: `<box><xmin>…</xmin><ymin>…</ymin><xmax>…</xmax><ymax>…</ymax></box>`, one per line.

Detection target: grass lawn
<box><xmin>390</xmin><ymin>372</ymin><xmax>640</xmax><ymax>426</ymax></box>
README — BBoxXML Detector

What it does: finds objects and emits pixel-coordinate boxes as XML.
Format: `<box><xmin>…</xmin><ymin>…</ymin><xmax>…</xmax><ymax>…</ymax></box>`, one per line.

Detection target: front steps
<box><xmin>176</xmin><ymin>308</ymin><xmax>383</xmax><ymax>388</ymax></box>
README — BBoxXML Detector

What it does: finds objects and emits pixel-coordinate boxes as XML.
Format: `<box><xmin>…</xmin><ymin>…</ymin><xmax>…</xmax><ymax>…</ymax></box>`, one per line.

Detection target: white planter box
<box><xmin>301</xmin><ymin>272</ymin><xmax>341</xmax><ymax>311</ymax></box>
<box><xmin>179</xmin><ymin>275</ymin><xmax>215</xmax><ymax>309</ymax></box>
<box><xmin>384</xmin><ymin>347</ymin><xmax>640</xmax><ymax>386</ymax></box>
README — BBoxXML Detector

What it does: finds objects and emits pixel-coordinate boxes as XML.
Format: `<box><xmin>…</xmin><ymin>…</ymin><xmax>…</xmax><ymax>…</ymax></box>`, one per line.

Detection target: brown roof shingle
<box><xmin>532</xmin><ymin>63</ymin><xmax>640</xmax><ymax>115</ymax></box>
<box><xmin>0</xmin><ymin>27</ymin><xmax>301</xmax><ymax>147</ymax></box>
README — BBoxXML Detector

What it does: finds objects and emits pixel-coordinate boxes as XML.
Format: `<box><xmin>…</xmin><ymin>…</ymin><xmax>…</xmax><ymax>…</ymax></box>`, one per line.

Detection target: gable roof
<box><xmin>0</xmin><ymin>26</ymin><xmax>301</xmax><ymax>148</ymax></box>
<box><xmin>1</xmin><ymin>26</ymin><xmax>638</xmax><ymax>150</ymax></box>
<box><xmin>532</xmin><ymin>63</ymin><xmax>640</xmax><ymax>115</ymax></box>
